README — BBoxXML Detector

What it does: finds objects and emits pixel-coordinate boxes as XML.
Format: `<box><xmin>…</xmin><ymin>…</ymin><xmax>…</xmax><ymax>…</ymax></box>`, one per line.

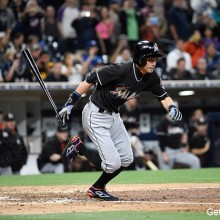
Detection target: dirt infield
<box><xmin>0</xmin><ymin>183</ymin><xmax>220</xmax><ymax>215</ymax></box>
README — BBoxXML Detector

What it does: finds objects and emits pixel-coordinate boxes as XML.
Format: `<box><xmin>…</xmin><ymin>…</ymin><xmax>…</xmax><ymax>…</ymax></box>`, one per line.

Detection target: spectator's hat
<box><xmin>4</xmin><ymin>113</ymin><xmax>16</xmax><ymax>121</ymax></box>
<box><xmin>57</xmin><ymin>125</ymin><xmax>69</xmax><ymax>132</ymax></box>
<box><xmin>197</xmin><ymin>117</ymin><xmax>208</xmax><ymax>125</ymax></box>
<box><xmin>87</xmin><ymin>40</ymin><xmax>98</xmax><ymax>49</ymax></box>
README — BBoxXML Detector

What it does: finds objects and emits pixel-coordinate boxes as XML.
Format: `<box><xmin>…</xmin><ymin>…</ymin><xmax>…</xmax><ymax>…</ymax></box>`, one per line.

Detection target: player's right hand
<box><xmin>59</xmin><ymin>102</ymin><xmax>73</xmax><ymax>125</ymax></box>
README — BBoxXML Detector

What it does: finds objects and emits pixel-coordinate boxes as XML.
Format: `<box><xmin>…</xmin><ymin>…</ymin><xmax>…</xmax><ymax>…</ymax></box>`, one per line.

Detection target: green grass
<box><xmin>0</xmin><ymin>168</ymin><xmax>219</xmax><ymax>187</ymax></box>
<box><xmin>0</xmin><ymin>211</ymin><xmax>217</xmax><ymax>220</ymax></box>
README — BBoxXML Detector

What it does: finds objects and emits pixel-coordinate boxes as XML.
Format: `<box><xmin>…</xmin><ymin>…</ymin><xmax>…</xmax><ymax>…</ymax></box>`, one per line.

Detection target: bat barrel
<box><xmin>22</xmin><ymin>49</ymin><xmax>65</xmax><ymax>127</ymax></box>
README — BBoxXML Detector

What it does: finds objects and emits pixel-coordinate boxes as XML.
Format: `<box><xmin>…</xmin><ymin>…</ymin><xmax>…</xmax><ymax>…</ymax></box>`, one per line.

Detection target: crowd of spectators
<box><xmin>1</xmin><ymin>0</ymin><xmax>220</xmax><ymax>83</ymax></box>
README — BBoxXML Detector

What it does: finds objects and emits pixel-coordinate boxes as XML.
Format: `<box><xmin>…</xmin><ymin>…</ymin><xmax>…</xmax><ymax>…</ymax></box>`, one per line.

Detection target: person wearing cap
<box><xmin>3</xmin><ymin>113</ymin><xmax>28</xmax><ymax>174</ymax></box>
<box><xmin>0</xmin><ymin>112</ymin><xmax>28</xmax><ymax>175</ymax></box>
<box><xmin>81</xmin><ymin>40</ymin><xmax>103</xmax><ymax>77</ymax></box>
<box><xmin>37</xmin><ymin>126</ymin><xmax>69</xmax><ymax>173</ymax></box>
<box><xmin>189</xmin><ymin>117</ymin><xmax>210</xmax><ymax>167</ymax></box>
<box><xmin>0</xmin><ymin>111</ymin><xmax>13</xmax><ymax>175</ymax></box>
<box><xmin>156</xmin><ymin>101</ymin><xmax>201</xmax><ymax>169</ymax></box>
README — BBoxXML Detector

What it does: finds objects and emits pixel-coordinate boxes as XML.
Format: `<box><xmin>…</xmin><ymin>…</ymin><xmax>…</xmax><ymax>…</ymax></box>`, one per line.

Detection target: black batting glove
<box><xmin>168</xmin><ymin>105</ymin><xmax>182</xmax><ymax>121</ymax></box>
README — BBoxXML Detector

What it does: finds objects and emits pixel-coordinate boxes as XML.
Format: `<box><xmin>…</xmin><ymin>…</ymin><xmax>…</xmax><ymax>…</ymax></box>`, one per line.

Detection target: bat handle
<box><xmin>56</xmin><ymin>115</ymin><xmax>66</xmax><ymax>128</ymax></box>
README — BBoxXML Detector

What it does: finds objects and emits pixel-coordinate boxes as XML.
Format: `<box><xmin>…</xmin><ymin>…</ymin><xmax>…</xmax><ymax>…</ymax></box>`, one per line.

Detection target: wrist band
<box><xmin>66</xmin><ymin>91</ymin><xmax>81</xmax><ymax>105</ymax></box>
<box><xmin>168</xmin><ymin>105</ymin><xmax>176</xmax><ymax>111</ymax></box>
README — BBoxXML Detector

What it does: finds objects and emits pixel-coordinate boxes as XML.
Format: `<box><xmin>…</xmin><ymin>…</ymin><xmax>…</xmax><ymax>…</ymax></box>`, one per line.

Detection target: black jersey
<box><xmin>90</xmin><ymin>61</ymin><xmax>168</xmax><ymax>112</ymax></box>
<box><xmin>119</xmin><ymin>103</ymin><xmax>141</xmax><ymax>130</ymax></box>
<box><xmin>156</xmin><ymin>116</ymin><xmax>188</xmax><ymax>152</ymax></box>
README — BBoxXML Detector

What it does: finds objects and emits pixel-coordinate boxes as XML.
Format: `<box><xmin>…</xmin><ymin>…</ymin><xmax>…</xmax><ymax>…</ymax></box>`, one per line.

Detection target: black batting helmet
<box><xmin>133</xmin><ymin>41</ymin><xmax>163</xmax><ymax>67</ymax></box>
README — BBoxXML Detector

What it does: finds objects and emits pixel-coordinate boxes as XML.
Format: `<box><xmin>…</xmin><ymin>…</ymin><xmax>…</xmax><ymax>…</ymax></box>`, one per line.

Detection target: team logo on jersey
<box><xmin>167</xmin><ymin>125</ymin><xmax>184</xmax><ymax>135</ymax></box>
<box><xmin>110</xmin><ymin>86</ymin><xmax>138</xmax><ymax>100</ymax></box>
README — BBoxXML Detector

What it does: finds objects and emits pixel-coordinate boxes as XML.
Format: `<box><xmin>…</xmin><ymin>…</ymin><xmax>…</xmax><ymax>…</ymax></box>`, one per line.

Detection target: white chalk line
<box><xmin>1</xmin><ymin>186</ymin><xmax>219</xmax><ymax>195</ymax></box>
<box><xmin>1</xmin><ymin>198</ymin><xmax>220</xmax><ymax>206</ymax></box>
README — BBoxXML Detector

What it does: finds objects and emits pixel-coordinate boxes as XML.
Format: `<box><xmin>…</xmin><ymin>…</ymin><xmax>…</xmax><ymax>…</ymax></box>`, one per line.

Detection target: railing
<box><xmin>1</xmin><ymin>80</ymin><xmax>220</xmax><ymax>91</ymax></box>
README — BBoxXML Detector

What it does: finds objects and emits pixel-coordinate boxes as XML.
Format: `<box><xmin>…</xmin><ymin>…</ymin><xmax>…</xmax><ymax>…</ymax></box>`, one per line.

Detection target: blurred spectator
<box><xmin>57</xmin><ymin>0</ymin><xmax>80</xmax><ymax>53</ymax></box>
<box><xmin>169</xmin><ymin>57</ymin><xmax>192</xmax><ymax>80</ymax></box>
<box><xmin>37</xmin><ymin>126</ymin><xmax>69</xmax><ymax>173</ymax></box>
<box><xmin>72</xmin><ymin>3</ymin><xmax>98</xmax><ymax>51</ymax></box>
<box><xmin>9</xmin><ymin>0</ymin><xmax>26</xmax><ymax>21</ymax></box>
<box><xmin>152</xmin><ymin>0</ymin><xmax>168</xmax><ymax>38</ymax></box>
<box><xmin>140</xmin><ymin>12</ymin><xmax>160</xmax><ymax>42</ymax></box>
<box><xmin>0</xmin><ymin>33</ymin><xmax>11</xmax><ymax>70</ymax></box>
<box><xmin>184</xmin><ymin>30</ymin><xmax>206</xmax><ymax>68</ymax></box>
<box><xmin>108</xmin><ymin>0</ymin><xmax>121</xmax><ymax>47</ymax></box>
<box><xmin>10</xmin><ymin>32</ymin><xmax>26</xmax><ymax>55</ymax></box>
<box><xmin>0</xmin><ymin>120</ymin><xmax>13</xmax><ymax>175</ymax></box>
<box><xmin>61</xmin><ymin>52</ymin><xmax>83</xmax><ymax>83</ymax></box>
<box><xmin>43</xmin><ymin>5</ymin><xmax>61</xmax><ymax>43</ymax></box>
<box><xmin>2</xmin><ymin>48</ymin><xmax>34</xmax><ymax>82</ymax></box>
<box><xmin>190</xmin><ymin>0</ymin><xmax>217</xmax><ymax>24</ymax></box>
<box><xmin>204</xmin><ymin>42</ymin><xmax>220</xmax><ymax>72</ymax></box>
<box><xmin>189</xmin><ymin>117</ymin><xmax>210</xmax><ymax>167</ymax></box>
<box><xmin>0</xmin><ymin>0</ymin><xmax>16</xmax><ymax>36</ymax></box>
<box><xmin>193</xmin><ymin>57</ymin><xmax>214</xmax><ymax>80</ymax></box>
<box><xmin>109</xmin><ymin>34</ymin><xmax>132</xmax><ymax>64</ymax></box>
<box><xmin>29</xmin><ymin>42</ymin><xmax>42</xmax><ymax>62</ymax></box>
<box><xmin>4</xmin><ymin>113</ymin><xmax>28</xmax><ymax>174</ymax></box>
<box><xmin>119</xmin><ymin>98</ymin><xmax>160</xmax><ymax>170</ymax></box>
<box><xmin>110</xmin><ymin>46</ymin><xmax>132</xmax><ymax>64</ymax></box>
<box><xmin>211</xmin><ymin>57</ymin><xmax>220</xmax><ymax>79</ymax></box>
<box><xmin>45</xmin><ymin>62</ymin><xmax>68</xmax><ymax>82</ymax></box>
<box><xmin>166</xmin><ymin>39</ymin><xmax>192</xmax><ymax>73</ymax></box>
<box><xmin>95</xmin><ymin>6</ymin><xmax>114</xmax><ymax>55</ymax></box>
<box><xmin>119</xmin><ymin>0</ymin><xmax>144</xmax><ymax>50</ymax></box>
<box><xmin>9</xmin><ymin>0</ymin><xmax>26</xmax><ymax>32</ymax></box>
<box><xmin>166</xmin><ymin>0</ymin><xmax>192</xmax><ymax>41</ymax></box>
<box><xmin>81</xmin><ymin>40</ymin><xmax>102</xmax><ymax>77</ymax></box>
<box><xmin>0</xmin><ymin>113</ymin><xmax>28</xmax><ymax>175</ymax></box>
<box><xmin>156</xmin><ymin>101</ymin><xmax>201</xmax><ymax>169</ymax></box>
<box><xmin>201</xmin><ymin>26</ymin><xmax>220</xmax><ymax>51</ymax></box>
<box><xmin>36</xmin><ymin>51</ymin><xmax>53</xmax><ymax>80</ymax></box>
<box><xmin>21</xmin><ymin>0</ymin><xmax>45</xmax><ymax>42</ymax></box>
<box><xmin>188</xmin><ymin>108</ymin><xmax>206</xmax><ymax>140</ymax></box>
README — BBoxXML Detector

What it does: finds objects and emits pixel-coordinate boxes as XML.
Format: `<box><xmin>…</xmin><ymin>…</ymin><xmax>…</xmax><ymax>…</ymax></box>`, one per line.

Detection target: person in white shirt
<box><xmin>166</xmin><ymin>39</ymin><xmax>192</xmax><ymax>73</ymax></box>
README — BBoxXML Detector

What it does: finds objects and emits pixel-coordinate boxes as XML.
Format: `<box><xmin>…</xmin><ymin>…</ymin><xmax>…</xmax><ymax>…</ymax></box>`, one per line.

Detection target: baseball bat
<box><xmin>22</xmin><ymin>48</ymin><xmax>64</xmax><ymax>127</ymax></box>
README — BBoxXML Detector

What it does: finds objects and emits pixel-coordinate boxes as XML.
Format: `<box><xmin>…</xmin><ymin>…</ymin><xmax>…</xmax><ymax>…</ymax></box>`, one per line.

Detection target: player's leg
<box><xmin>82</xmin><ymin>104</ymin><xmax>122</xmax><ymax>173</ymax></box>
<box><xmin>162</xmin><ymin>147</ymin><xmax>176</xmax><ymax>169</ymax></box>
<box><xmin>110</xmin><ymin>113</ymin><xmax>134</xmax><ymax>168</ymax></box>
<box><xmin>81</xmin><ymin>103</ymin><xmax>128</xmax><ymax>200</ymax></box>
<box><xmin>175</xmin><ymin>151</ymin><xmax>201</xmax><ymax>168</ymax></box>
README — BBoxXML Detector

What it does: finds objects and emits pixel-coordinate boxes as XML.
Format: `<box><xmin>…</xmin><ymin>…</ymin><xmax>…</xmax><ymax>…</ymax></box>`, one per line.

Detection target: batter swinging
<box><xmin>59</xmin><ymin>41</ymin><xmax>182</xmax><ymax>201</ymax></box>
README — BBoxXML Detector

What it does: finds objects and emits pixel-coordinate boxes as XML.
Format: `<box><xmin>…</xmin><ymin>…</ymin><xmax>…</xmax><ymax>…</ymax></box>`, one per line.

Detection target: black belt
<box><xmin>98</xmin><ymin>107</ymin><xmax>112</xmax><ymax>114</ymax></box>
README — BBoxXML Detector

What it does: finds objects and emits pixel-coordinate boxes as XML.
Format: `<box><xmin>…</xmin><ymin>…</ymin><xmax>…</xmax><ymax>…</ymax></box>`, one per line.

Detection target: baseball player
<box><xmin>59</xmin><ymin>41</ymin><xmax>182</xmax><ymax>201</ymax></box>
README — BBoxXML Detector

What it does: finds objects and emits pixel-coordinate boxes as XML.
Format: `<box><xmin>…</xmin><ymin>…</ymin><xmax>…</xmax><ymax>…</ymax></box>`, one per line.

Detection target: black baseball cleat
<box><xmin>87</xmin><ymin>186</ymin><xmax>119</xmax><ymax>201</ymax></box>
<box><xmin>62</xmin><ymin>136</ymin><xmax>82</xmax><ymax>165</ymax></box>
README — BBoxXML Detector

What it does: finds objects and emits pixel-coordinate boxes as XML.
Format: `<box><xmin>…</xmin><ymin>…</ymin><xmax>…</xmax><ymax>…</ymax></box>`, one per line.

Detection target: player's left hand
<box><xmin>168</xmin><ymin>105</ymin><xmax>182</xmax><ymax>121</ymax></box>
